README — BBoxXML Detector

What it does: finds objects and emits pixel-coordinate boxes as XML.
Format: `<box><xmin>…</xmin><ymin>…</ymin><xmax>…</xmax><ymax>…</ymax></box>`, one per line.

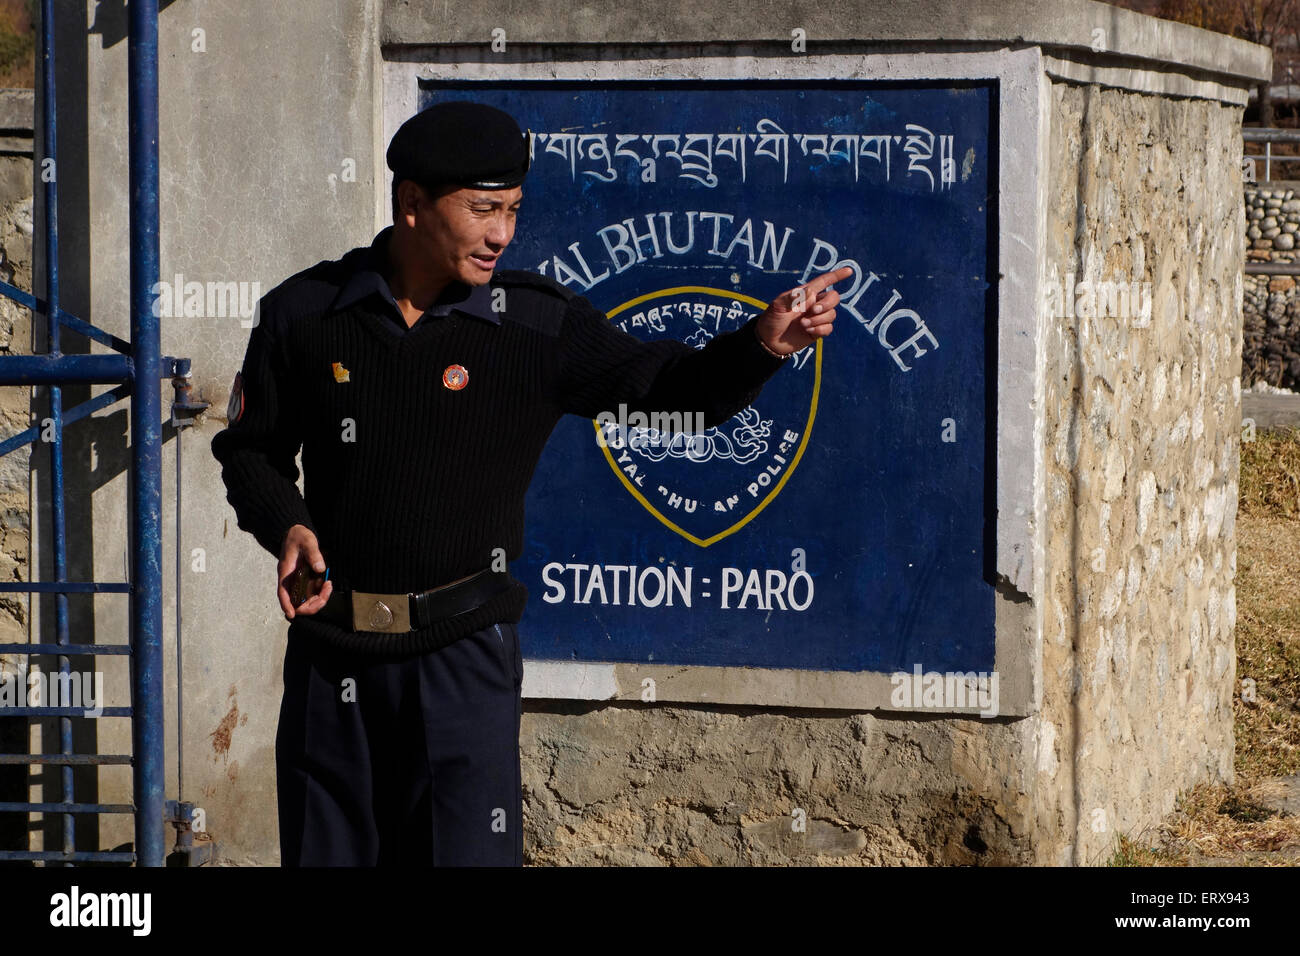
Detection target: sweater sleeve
<box><xmin>555</xmin><ymin>293</ymin><xmax>790</xmax><ymax>427</ymax></box>
<box><xmin>210</xmin><ymin>298</ymin><xmax>315</xmax><ymax>559</ymax></box>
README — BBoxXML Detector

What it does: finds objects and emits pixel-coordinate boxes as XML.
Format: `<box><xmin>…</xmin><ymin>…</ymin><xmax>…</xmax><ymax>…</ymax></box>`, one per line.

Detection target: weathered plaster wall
<box><xmin>68</xmin><ymin>0</ymin><xmax>383</xmax><ymax>862</ymax></box>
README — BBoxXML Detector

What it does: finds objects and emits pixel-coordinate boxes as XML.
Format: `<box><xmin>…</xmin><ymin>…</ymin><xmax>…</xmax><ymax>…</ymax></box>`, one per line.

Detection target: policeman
<box><xmin>211</xmin><ymin>100</ymin><xmax>849</xmax><ymax>867</ymax></box>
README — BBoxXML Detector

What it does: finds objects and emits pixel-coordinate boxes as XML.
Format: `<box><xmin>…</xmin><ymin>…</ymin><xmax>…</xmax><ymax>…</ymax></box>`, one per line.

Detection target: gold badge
<box><xmin>332</xmin><ymin>361</ymin><xmax>350</xmax><ymax>383</ymax></box>
<box><xmin>442</xmin><ymin>364</ymin><xmax>468</xmax><ymax>390</ymax></box>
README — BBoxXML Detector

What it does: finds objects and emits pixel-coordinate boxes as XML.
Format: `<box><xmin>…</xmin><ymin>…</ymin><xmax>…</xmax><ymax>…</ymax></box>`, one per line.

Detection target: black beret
<box><xmin>387</xmin><ymin>101</ymin><xmax>531</xmax><ymax>191</ymax></box>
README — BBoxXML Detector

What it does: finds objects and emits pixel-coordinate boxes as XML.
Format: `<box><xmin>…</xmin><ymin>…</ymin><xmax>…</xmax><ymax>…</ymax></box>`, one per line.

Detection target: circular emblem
<box><xmin>596</xmin><ymin>286</ymin><xmax>819</xmax><ymax>547</ymax></box>
<box><xmin>226</xmin><ymin>371</ymin><xmax>244</xmax><ymax>424</ymax></box>
<box><xmin>442</xmin><ymin>364</ymin><xmax>468</xmax><ymax>390</ymax></box>
<box><xmin>368</xmin><ymin>600</ymin><xmax>393</xmax><ymax>629</ymax></box>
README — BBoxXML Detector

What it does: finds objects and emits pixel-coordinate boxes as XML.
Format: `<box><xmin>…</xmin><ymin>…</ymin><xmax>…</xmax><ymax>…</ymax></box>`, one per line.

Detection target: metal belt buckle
<box><xmin>350</xmin><ymin>590</ymin><xmax>412</xmax><ymax>633</ymax></box>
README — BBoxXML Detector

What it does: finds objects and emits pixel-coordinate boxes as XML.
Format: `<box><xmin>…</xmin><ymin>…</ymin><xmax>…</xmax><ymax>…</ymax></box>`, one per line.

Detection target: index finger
<box><xmin>802</xmin><ymin>266</ymin><xmax>854</xmax><ymax>297</ymax></box>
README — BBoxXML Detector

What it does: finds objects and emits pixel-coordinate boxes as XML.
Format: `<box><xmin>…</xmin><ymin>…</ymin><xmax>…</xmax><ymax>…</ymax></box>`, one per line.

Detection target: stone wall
<box><xmin>1038</xmin><ymin>80</ymin><xmax>1240</xmax><ymax>864</ymax></box>
<box><xmin>1243</xmin><ymin>183</ymin><xmax>1300</xmax><ymax>388</ymax></box>
<box><xmin>0</xmin><ymin>88</ymin><xmax>32</xmax><ymax>855</ymax></box>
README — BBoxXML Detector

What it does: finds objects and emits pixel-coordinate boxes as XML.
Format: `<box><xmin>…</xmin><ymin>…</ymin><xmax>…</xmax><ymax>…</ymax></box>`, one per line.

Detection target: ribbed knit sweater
<box><xmin>210</xmin><ymin>227</ymin><xmax>790</xmax><ymax>656</ymax></box>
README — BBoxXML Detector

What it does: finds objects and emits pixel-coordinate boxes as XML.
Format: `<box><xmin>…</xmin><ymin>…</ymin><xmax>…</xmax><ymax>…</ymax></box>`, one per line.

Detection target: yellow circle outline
<box><xmin>592</xmin><ymin>285</ymin><xmax>822</xmax><ymax>547</ymax></box>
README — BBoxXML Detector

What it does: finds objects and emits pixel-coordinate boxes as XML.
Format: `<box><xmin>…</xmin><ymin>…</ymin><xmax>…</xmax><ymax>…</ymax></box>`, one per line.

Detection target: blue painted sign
<box><xmin>418</xmin><ymin>80</ymin><xmax>996</xmax><ymax>673</ymax></box>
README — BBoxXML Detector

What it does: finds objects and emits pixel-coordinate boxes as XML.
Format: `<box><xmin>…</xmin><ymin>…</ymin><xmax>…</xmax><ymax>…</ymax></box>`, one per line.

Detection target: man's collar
<box><xmin>331</xmin><ymin>226</ymin><xmax>501</xmax><ymax>325</ymax></box>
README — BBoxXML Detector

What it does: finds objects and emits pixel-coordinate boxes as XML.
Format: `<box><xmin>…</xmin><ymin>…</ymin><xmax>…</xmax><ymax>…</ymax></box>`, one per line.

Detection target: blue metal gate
<box><xmin>0</xmin><ymin>0</ymin><xmax>167</xmax><ymax>866</ymax></box>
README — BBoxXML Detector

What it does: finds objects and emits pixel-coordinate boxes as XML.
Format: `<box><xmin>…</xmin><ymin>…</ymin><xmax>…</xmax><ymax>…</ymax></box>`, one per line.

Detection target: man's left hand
<box><xmin>755</xmin><ymin>266</ymin><xmax>854</xmax><ymax>357</ymax></box>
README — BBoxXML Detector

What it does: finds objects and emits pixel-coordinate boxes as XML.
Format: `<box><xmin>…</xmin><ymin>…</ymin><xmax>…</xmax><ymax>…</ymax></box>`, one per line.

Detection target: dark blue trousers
<box><xmin>275</xmin><ymin>620</ymin><xmax>524</xmax><ymax>866</ymax></box>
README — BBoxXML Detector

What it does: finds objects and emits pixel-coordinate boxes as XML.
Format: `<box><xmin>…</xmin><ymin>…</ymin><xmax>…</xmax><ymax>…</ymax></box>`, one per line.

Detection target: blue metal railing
<box><xmin>0</xmin><ymin>0</ymin><xmax>167</xmax><ymax>866</ymax></box>
<box><xmin>127</xmin><ymin>0</ymin><xmax>166</xmax><ymax>870</ymax></box>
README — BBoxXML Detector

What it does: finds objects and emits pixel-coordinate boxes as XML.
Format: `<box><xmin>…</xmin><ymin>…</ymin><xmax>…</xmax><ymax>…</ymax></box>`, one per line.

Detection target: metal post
<box><xmin>128</xmin><ymin>0</ymin><xmax>164</xmax><ymax>868</ymax></box>
<box><xmin>38</xmin><ymin>0</ymin><xmax>75</xmax><ymax>865</ymax></box>
<box><xmin>176</xmin><ymin>410</ymin><xmax>183</xmax><ymax>805</ymax></box>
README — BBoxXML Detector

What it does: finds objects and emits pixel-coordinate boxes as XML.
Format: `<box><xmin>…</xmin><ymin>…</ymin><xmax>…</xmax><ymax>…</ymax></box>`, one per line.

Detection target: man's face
<box><xmin>401</xmin><ymin>182</ymin><xmax>523</xmax><ymax>287</ymax></box>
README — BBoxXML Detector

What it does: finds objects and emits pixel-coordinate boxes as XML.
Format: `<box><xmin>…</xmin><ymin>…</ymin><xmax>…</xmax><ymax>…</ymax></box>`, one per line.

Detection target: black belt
<box><xmin>312</xmin><ymin>568</ymin><xmax>512</xmax><ymax>633</ymax></box>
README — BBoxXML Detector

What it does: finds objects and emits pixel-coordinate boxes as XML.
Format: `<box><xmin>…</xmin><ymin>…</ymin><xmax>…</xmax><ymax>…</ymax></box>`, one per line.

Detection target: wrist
<box><xmin>752</xmin><ymin>323</ymin><xmax>790</xmax><ymax>359</ymax></box>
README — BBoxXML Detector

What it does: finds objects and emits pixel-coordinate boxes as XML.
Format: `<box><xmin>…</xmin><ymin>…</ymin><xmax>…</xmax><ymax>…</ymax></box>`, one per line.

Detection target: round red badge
<box><xmin>442</xmin><ymin>364</ymin><xmax>468</xmax><ymax>390</ymax></box>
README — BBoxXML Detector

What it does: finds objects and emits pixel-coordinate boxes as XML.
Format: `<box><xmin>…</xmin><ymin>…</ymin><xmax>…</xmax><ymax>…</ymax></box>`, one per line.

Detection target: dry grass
<box><xmin>1156</xmin><ymin>778</ymin><xmax>1300</xmax><ymax>864</ymax></box>
<box><xmin>1233</xmin><ymin>510</ymin><xmax>1300</xmax><ymax>779</ymax></box>
<box><xmin>0</xmin><ymin>0</ymin><xmax>33</xmax><ymax>90</ymax></box>
<box><xmin>1112</xmin><ymin>427</ymin><xmax>1300</xmax><ymax>866</ymax></box>
<box><xmin>1239</xmin><ymin>427</ymin><xmax>1300</xmax><ymax>517</ymax></box>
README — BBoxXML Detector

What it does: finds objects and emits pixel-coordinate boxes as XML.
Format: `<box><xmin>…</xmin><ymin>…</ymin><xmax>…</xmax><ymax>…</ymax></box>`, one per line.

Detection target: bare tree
<box><xmin>1154</xmin><ymin>0</ymin><xmax>1242</xmax><ymax>32</ymax></box>
<box><xmin>1138</xmin><ymin>0</ymin><xmax>1299</xmax><ymax>125</ymax></box>
<box><xmin>1239</xmin><ymin>0</ymin><xmax>1298</xmax><ymax>125</ymax></box>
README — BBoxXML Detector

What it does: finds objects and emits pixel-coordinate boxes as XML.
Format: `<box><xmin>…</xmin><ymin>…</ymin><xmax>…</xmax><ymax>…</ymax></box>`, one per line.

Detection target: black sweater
<box><xmin>210</xmin><ymin>230</ymin><xmax>790</xmax><ymax>655</ymax></box>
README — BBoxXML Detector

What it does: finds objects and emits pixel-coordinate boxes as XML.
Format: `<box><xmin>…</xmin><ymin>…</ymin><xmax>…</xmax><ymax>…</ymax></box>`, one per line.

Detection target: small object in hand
<box><xmin>288</xmin><ymin>565</ymin><xmax>329</xmax><ymax>607</ymax></box>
